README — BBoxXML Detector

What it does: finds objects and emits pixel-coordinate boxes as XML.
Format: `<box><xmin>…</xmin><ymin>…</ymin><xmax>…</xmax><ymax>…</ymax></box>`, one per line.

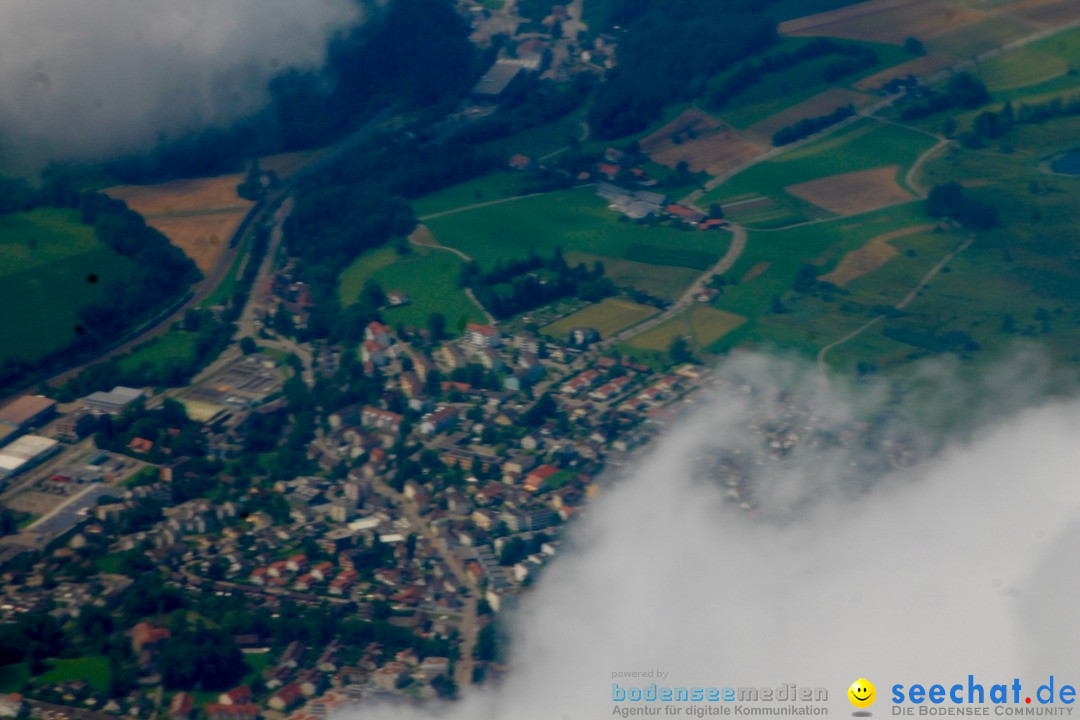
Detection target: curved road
<box><xmin>601</xmin><ymin>223</ymin><xmax>748</xmax><ymax>349</ymax></box>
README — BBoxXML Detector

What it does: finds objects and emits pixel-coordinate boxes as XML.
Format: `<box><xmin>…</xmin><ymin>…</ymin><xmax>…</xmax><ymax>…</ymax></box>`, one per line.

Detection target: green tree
<box><xmin>669</xmin><ymin>336</ymin><xmax>693</xmax><ymax>364</ymax></box>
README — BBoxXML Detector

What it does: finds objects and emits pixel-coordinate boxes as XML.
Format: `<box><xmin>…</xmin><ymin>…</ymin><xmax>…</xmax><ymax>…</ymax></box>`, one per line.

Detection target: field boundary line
<box><xmin>818</xmin><ymin>235</ymin><xmax>974</xmax><ymax>383</ymax></box>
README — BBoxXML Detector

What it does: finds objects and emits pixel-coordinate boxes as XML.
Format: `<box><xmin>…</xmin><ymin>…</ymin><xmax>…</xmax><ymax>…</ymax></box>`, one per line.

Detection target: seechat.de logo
<box><xmin>849</xmin><ymin>678</ymin><xmax>877</xmax><ymax>715</ymax></box>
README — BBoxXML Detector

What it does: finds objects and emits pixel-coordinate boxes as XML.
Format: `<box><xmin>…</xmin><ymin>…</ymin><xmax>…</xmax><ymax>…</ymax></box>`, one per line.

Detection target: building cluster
<box><xmin>0</xmin><ymin>283</ymin><xmax>718</xmax><ymax>720</ymax></box>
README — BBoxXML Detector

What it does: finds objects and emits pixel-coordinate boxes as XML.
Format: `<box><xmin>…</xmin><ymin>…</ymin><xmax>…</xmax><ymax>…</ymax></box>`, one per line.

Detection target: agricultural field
<box><xmin>472</xmin><ymin>111</ymin><xmax>584</xmax><ymax>162</ymax></box>
<box><xmin>542</xmin><ymin>297</ymin><xmax>659</xmax><ymax>340</ymax></box>
<box><xmin>969</xmin><ymin>26</ymin><xmax>1080</xmax><ymax>102</ymax></box>
<box><xmin>700</xmin><ymin>118</ymin><xmax>937</xmax><ymax>222</ymax></box>
<box><xmin>423</xmin><ymin>186</ymin><xmax>727</xmax><ymax>271</ymax></box>
<box><xmin>639</xmin><ymin>108</ymin><xmax>767</xmax><ymax>176</ymax></box>
<box><xmin>565</xmin><ymin>253</ymin><xmax>701</xmax><ymax>300</ymax></box>
<box><xmin>785</xmin><ymin>165</ymin><xmax>916</xmax><ymax>215</ymax></box>
<box><xmin>709</xmin><ymin>38</ymin><xmax>912</xmax><ymax>130</ymax></box>
<box><xmin>716</xmin><ymin>202</ymin><xmax>938</xmax><ymax>319</ymax></box>
<box><xmin>780</xmin><ymin>0</ymin><xmax>988</xmax><ymax>46</ymax></box>
<box><xmin>746</xmin><ymin>87</ymin><xmax>874</xmax><ymax>140</ymax></box>
<box><xmin>817</xmin><ymin>223</ymin><xmax>935</xmax><ymax>285</ymax></box>
<box><xmin>338</xmin><ymin>244</ymin><xmax>486</xmax><ymax>333</ymax></box>
<box><xmin>411</xmin><ymin>171</ymin><xmax>535</xmax><ymax>219</ymax></box>
<box><xmin>624</xmin><ymin>305</ymin><xmax>747</xmax><ymax>352</ymax></box>
<box><xmin>105</xmin><ymin>174</ymin><xmax>254</xmax><ymax>273</ymax></box>
<box><xmin>0</xmin><ymin>208</ymin><xmax>136</xmax><ymax>364</ymax></box>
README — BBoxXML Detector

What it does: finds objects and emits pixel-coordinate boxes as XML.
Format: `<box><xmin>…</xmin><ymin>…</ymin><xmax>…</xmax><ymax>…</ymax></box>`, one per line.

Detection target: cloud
<box><xmin>344</xmin><ymin>351</ymin><xmax>1080</xmax><ymax>719</ymax></box>
<box><xmin>0</xmin><ymin>0</ymin><xmax>362</xmax><ymax>166</ymax></box>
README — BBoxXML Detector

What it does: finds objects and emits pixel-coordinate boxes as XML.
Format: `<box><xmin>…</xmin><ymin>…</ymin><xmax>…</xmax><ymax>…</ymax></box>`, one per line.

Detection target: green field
<box><xmin>700</xmin><ymin>119</ymin><xmax>937</xmax><ymax>220</ymax></box>
<box><xmin>700</xmin><ymin>111</ymin><xmax>1080</xmax><ymax>374</ymax></box>
<box><xmin>412</xmin><ymin>171</ymin><xmax>535</xmax><ymax>219</ymax></box>
<box><xmin>424</xmin><ymin>186</ymin><xmax>727</xmax><ymax>269</ymax></box>
<box><xmin>339</xmin><ymin>245</ymin><xmax>485</xmax><ymax>333</ymax></box>
<box><xmin>35</xmin><ymin>656</ymin><xmax>111</xmax><ymax>693</ymax></box>
<box><xmin>718</xmin><ymin>203</ymin><xmax>935</xmax><ymax>319</ymax></box>
<box><xmin>974</xmin><ymin>47</ymin><xmax>1069</xmax><ymax>93</ymax></box>
<box><xmin>565</xmin><ymin>252</ymin><xmax>700</xmax><ymax>300</ymax></box>
<box><xmin>542</xmin><ymin>297</ymin><xmax>659</xmax><ymax>339</ymax></box>
<box><xmin>925</xmin><ymin>15</ymin><xmax>1034</xmax><ymax>62</ymax></box>
<box><xmin>624</xmin><ymin>305</ymin><xmax>747</xmax><ymax>353</ymax></box>
<box><xmin>473</xmin><ymin>111</ymin><xmax>584</xmax><ymax>162</ymax></box>
<box><xmin>117</xmin><ymin>330</ymin><xmax>201</xmax><ymax>374</ymax></box>
<box><xmin>0</xmin><ymin>208</ymin><xmax>136</xmax><ymax>363</ymax></box>
<box><xmin>0</xmin><ymin>663</ymin><xmax>29</xmax><ymax>693</ymax></box>
<box><xmin>711</xmin><ymin>38</ymin><xmax>911</xmax><ymax>129</ymax></box>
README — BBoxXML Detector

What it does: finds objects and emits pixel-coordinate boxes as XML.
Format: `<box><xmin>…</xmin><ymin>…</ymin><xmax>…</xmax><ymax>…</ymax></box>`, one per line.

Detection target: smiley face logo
<box><xmin>848</xmin><ymin>678</ymin><xmax>876</xmax><ymax>709</ymax></box>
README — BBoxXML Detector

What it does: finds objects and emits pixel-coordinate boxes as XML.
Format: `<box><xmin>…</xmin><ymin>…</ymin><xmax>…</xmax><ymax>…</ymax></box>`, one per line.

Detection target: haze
<box><xmin>0</xmin><ymin>0</ymin><xmax>362</xmax><ymax>165</ymax></box>
<box><xmin>346</xmin><ymin>352</ymin><xmax>1080</xmax><ymax>719</ymax></box>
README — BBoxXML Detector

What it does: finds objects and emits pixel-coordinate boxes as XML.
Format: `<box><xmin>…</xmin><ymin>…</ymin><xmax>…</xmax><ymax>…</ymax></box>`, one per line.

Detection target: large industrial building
<box><xmin>0</xmin><ymin>395</ymin><xmax>57</xmax><ymax>447</ymax></box>
<box><xmin>82</xmin><ymin>386</ymin><xmax>144</xmax><ymax>414</ymax></box>
<box><xmin>0</xmin><ymin>435</ymin><xmax>60</xmax><ymax>482</ymax></box>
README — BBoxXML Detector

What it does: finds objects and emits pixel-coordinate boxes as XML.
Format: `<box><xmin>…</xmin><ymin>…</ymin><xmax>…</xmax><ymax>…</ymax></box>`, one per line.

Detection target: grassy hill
<box><xmin>0</xmin><ymin>208</ymin><xmax>136</xmax><ymax>364</ymax></box>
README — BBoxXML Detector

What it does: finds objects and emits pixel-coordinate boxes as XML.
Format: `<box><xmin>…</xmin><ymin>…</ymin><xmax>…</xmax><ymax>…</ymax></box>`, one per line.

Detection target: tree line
<box><xmin>459</xmin><ymin>249</ymin><xmax>616</xmax><ymax>320</ymax></box>
<box><xmin>772</xmin><ymin>104</ymin><xmax>855</xmax><ymax>146</ymax></box>
<box><xmin>587</xmin><ymin>0</ymin><xmax>778</xmax><ymax>139</ymax></box>
<box><xmin>707</xmin><ymin>38</ymin><xmax>878</xmax><ymax>111</ymax></box>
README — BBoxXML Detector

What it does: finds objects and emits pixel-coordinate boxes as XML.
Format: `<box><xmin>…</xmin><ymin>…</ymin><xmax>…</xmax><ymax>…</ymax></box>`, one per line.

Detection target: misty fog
<box><xmin>345</xmin><ymin>351</ymin><xmax>1080</xmax><ymax>719</ymax></box>
<box><xmin>0</xmin><ymin>0</ymin><xmax>362</xmax><ymax>166</ymax></box>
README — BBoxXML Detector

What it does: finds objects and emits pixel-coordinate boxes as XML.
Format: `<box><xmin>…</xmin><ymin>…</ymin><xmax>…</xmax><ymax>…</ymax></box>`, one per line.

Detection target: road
<box><xmin>601</xmin><ymin>223</ymin><xmax>748</xmax><ymax>349</ymax></box>
<box><xmin>371</xmin><ymin>480</ymin><xmax>480</xmax><ymax>693</ymax></box>
<box><xmin>817</xmin><ymin>236</ymin><xmax>974</xmax><ymax>381</ymax></box>
<box><xmin>409</xmin><ymin>226</ymin><xmax>497</xmax><ymax>325</ymax></box>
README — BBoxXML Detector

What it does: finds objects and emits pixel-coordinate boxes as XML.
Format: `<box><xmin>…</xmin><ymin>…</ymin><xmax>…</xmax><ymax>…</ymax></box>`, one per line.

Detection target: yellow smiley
<box><xmin>848</xmin><ymin>678</ymin><xmax>876</xmax><ymax>709</ymax></box>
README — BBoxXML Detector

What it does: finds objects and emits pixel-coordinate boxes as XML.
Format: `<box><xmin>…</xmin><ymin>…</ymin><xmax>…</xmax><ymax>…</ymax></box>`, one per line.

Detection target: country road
<box><xmin>817</xmin><ymin>236</ymin><xmax>974</xmax><ymax>381</ymax></box>
<box><xmin>601</xmin><ymin>223</ymin><xmax>748</xmax><ymax>349</ymax></box>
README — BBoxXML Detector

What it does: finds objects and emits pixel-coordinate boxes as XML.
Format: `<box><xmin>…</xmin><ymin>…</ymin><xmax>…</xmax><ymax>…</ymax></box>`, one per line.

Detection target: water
<box><xmin>1049</xmin><ymin>150</ymin><xmax>1080</xmax><ymax>175</ymax></box>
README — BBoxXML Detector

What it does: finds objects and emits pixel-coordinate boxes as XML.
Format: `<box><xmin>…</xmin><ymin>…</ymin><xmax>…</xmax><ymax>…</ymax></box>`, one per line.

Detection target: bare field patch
<box><xmin>854</xmin><ymin>54</ymin><xmax>955</xmax><ymax>90</ymax></box>
<box><xmin>640</xmin><ymin>108</ymin><xmax>767</xmax><ymax>176</ymax></box>
<box><xmin>780</xmin><ymin>0</ymin><xmax>985</xmax><ymax>45</ymax></box>
<box><xmin>748</xmin><ymin>88</ymin><xmax>873</xmax><ymax>139</ymax></box>
<box><xmin>145</xmin><ymin>212</ymin><xmax>247</xmax><ymax>272</ymax></box>
<box><xmin>818</xmin><ymin>224</ymin><xmax>933</xmax><ymax>286</ymax></box>
<box><xmin>105</xmin><ymin>175</ymin><xmax>254</xmax><ymax>272</ymax></box>
<box><xmin>741</xmin><ymin>261</ymin><xmax>771</xmax><ymax>283</ymax></box>
<box><xmin>785</xmin><ymin>166</ymin><xmax>914</xmax><ymax>215</ymax></box>
<box><xmin>107</xmin><ymin>175</ymin><xmax>251</xmax><ymax>216</ymax></box>
<box><xmin>1004</xmin><ymin>0</ymin><xmax>1080</xmax><ymax>27</ymax></box>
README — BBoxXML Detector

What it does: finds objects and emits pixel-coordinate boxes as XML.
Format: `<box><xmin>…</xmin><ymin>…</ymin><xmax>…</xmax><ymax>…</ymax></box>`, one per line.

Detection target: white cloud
<box><xmin>345</xmin><ymin>352</ymin><xmax>1080</xmax><ymax>719</ymax></box>
<box><xmin>0</xmin><ymin>0</ymin><xmax>361</xmax><ymax>165</ymax></box>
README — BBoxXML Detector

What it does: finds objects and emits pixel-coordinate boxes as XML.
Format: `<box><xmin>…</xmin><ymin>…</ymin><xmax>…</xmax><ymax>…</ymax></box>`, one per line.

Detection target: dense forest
<box><xmin>586</xmin><ymin>0</ymin><xmax>779</xmax><ymax>139</ymax></box>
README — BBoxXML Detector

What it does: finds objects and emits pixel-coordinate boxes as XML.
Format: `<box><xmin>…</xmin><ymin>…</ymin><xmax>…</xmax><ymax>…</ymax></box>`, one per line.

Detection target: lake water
<box><xmin>1049</xmin><ymin>150</ymin><xmax>1080</xmax><ymax>175</ymax></box>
